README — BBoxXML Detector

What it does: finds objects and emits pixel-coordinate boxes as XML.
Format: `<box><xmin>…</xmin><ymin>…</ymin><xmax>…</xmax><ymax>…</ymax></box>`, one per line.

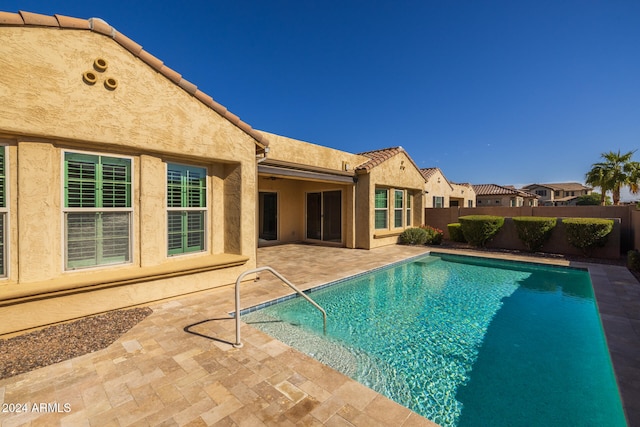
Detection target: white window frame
<box><xmin>374</xmin><ymin>188</ymin><xmax>388</xmax><ymax>230</ymax></box>
<box><xmin>406</xmin><ymin>192</ymin><xmax>412</xmax><ymax>227</ymax></box>
<box><xmin>394</xmin><ymin>190</ymin><xmax>404</xmax><ymax>228</ymax></box>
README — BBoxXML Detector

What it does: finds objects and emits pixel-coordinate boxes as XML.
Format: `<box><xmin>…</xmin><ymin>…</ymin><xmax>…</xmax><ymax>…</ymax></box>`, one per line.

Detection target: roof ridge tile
<box><xmin>54</xmin><ymin>14</ymin><xmax>91</xmax><ymax>30</ymax></box>
<box><xmin>177</xmin><ymin>78</ymin><xmax>197</xmax><ymax>95</ymax></box>
<box><xmin>113</xmin><ymin>31</ymin><xmax>143</xmax><ymax>56</ymax></box>
<box><xmin>0</xmin><ymin>11</ymin><xmax>24</xmax><ymax>25</ymax></box>
<box><xmin>137</xmin><ymin>49</ymin><xmax>164</xmax><ymax>71</ymax></box>
<box><xmin>19</xmin><ymin>11</ymin><xmax>58</xmax><ymax>27</ymax></box>
<box><xmin>159</xmin><ymin>65</ymin><xmax>182</xmax><ymax>84</ymax></box>
<box><xmin>88</xmin><ymin>17</ymin><xmax>114</xmax><ymax>37</ymax></box>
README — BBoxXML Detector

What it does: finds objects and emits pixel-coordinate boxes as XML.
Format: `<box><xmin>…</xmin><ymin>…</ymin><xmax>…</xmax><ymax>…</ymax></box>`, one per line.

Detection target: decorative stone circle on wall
<box><xmin>82</xmin><ymin>57</ymin><xmax>117</xmax><ymax>90</ymax></box>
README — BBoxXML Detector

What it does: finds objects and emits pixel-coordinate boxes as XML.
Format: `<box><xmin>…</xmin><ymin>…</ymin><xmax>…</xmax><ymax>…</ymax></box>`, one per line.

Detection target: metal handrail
<box><xmin>233</xmin><ymin>266</ymin><xmax>327</xmax><ymax>348</ymax></box>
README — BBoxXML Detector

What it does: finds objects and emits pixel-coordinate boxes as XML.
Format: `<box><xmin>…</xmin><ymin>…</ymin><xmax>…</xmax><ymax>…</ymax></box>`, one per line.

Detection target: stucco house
<box><xmin>258</xmin><ymin>135</ymin><xmax>426</xmax><ymax>249</ymax></box>
<box><xmin>0</xmin><ymin>11</ymin><xmax>267</xmax><ymax>334</ymax></box>
<box><xmin>0</xmin><ymin>10</ymin><xmax>437</xmax><ymax>335</ymax></box>
<box><xmin>473</xmin><ymin>184</ymin><xmax>539</xmax><ymax>207</ymax></box>
<box><xmin>421</xmin><ymin>167</ymin><xmax>476</xmax><ymax>208</ymax></box>
<box><xmin>522</xmin><ymin>182</ymin><xmax>592</xmax><ymax>206</ymax></box>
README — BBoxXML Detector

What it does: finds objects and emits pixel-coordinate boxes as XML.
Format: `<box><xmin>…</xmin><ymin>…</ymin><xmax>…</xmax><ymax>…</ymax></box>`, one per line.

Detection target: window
<box><xmin>167</xmin><ymin>164</ymin><xmax>207</xmax><ymax>255</ymax></box>
<box><xmin>394</xmin><ymin>190</ymin><xmax>404</xmax><ymax>228</ymax></box>
<box><xmin>0</xmin><ymin>146</ymin><xmax>6</xmax><ymax>277</ymax></box>
<box><xmin>536</xmin><ymin>189</ymin><xmax>547</xmax><ymax>196</ymax></box>
<box><xmin>467</xmin><ymin>200</ymin><xmax>473</xmax><ymax>208</ymax></box>
<box><xmin>433</xmin><ymin>196</ymin><xmax>444</xmax><ymax>208</ymax></box>
<box><xmin>64</xmin><ymin>152</ymin><xmax>132</xmax><ymax>269</ymax></box>
<box><xmin>374</xmin><ymin>189</ymin><xmax>388</xmax><ymax>229</ymax></box>
<box><xmin>406</xmin><ymin>193</ymin><xmax>412</xmax><ymax>227</ymax></box>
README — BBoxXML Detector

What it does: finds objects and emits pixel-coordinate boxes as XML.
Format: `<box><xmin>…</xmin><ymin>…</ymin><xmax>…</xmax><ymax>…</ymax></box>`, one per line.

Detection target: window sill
<box><xmin>373</xmin><ymin>230</ymin><xmax>404</xmax><ymax>239</ymax></box>
<box><xmin>0</xmin><ymin>253</ymin><xmax>249</xmax><ymax>306</ymax></box>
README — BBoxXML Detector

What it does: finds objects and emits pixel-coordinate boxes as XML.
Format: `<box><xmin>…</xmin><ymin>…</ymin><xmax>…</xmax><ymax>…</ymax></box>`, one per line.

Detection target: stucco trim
<box><xmin>0</xmin><ymin>254</ymin><xmax>249</xmax><ymax>306</ymax></box>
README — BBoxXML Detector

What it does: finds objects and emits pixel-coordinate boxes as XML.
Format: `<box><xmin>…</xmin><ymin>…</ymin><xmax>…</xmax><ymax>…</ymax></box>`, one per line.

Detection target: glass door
<box><xmin>306</xmin><ymin>190</ymin><xmax>341</xmax><ymax>243</ymax></box>
<box><xmin>259</xmin><ymin>192</ymin><xmax>278</xmax><ymax>241</ymax></box>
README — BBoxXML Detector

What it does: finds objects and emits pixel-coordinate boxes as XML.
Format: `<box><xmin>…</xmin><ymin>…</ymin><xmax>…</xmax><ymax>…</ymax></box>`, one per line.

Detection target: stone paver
<box><xmin>1</xmin><ymin>244</ymin><xmax>638</xmax><ymax>426</ymax></box>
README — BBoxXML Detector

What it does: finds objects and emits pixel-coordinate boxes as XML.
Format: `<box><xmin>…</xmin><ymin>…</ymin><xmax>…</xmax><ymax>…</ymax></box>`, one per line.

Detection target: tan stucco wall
<box><xmin>0</xmin><ymin>27</ymin><xmax>259</xmax><ymax>334</ymax></box>
<box><xmin>363</xmin><ymin>152</ymin><xmax>426</xmax><ymax>249</ymax></box>
<box><xmin>259</xmin><ymin>131</ymin><xmax>367</xmax><ymax>172</ymax></box>
<box><xmin>424</xmin><ymin>170</ymin><xmax>453</xmax><ymax>207</ymax></box>
<box><xmin>424</xmin><ymin>172</ymin><xmax>475</xmax><ymax>208</ymax></box>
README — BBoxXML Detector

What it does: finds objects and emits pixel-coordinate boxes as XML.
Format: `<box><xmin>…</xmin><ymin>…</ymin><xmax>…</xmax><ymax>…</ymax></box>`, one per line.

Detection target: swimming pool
<box><xmin>242</xmin><ymin>253</ymin><xmax>627</xmax><ymax>426</ymax></box>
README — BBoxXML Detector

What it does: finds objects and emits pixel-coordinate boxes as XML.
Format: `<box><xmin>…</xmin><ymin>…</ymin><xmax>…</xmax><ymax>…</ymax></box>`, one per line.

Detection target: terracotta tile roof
<box><xmin>473</xmin><ymin>183</ymin><xmax>538</xmax><ymax>198</ymax></box>
<box><xmin>355</xmin><ymin>147</ymin><xmax>403</xmax><ymax>171</ymax></box>
<box><xmin>420</xmin><ymin>167</ymin><xmax>440</xmax><ymax>180</ymax></box>
<box><xmin>523</xmin><ymin>182</ymin><xmax>591</xmax><ymax>192</ymax></box>
<box><xmin>355</xmin><ymin>147</ymin><xmax>423</xmax><ymax>178</ymax></box>
<box><xmin>0</xmin><ymin>10</ymin><xmax>268</xmax><ymax>148</ymax></box>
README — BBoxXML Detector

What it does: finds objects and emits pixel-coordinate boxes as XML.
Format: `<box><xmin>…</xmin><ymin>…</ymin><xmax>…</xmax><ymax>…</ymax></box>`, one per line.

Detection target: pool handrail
<box><xmin>233</xmin><ymin>266</ymin><xmax>327</xmax><ymax>348</ymax></box>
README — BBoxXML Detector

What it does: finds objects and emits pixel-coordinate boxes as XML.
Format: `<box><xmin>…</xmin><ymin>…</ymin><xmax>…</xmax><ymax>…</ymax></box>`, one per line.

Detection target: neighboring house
<box><xmin>421</xmin><ymin>168</ymin><xmax>476</xmax><ymax>208</ymax></box>
<box><xmin>473</xmin><ymin>184</ymin><xmax>539</xmax><ymax>207</ymax></box>
<box><xmin>0</xmin><ymin>11</ymin><xmax>266</xmax><ymax>334</ymax></box>
<box><xmin>521</xmin><ymin>182</ymin><xmax>592</xmax><ymax>206</ymax></box>
<box><xmin>258</xmin><ymin>135</ymin><xmax>426</xmax><ymax>250</ymax></box>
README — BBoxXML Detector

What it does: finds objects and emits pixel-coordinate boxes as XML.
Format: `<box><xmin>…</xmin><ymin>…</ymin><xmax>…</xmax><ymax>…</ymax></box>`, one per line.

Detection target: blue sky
<box><xmin>5</xmin><ymin>1</ymin><xmax>640</xmax><ymax>191</ymax></box>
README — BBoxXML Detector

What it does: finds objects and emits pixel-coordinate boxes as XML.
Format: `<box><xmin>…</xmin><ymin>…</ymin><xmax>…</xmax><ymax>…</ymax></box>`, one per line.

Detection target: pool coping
<box><xmin>243</xmin><ymin>247</ymin><xmax>640</xmax><ymax>426</ymax></box>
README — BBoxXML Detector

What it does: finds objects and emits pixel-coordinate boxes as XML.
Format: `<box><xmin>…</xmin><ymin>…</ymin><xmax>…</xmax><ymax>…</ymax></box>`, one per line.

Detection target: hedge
<box><xmin>562</xmin><ymin>218</ymin><xmax>614</xmax><ymax>256</ymax></box>
<box><xmin>512</xmin><ymin>216</ymin><xmax>557</xmax><ymax>252</ymax></box>
<box><xmin>458</xmin><ymin>215</ymin><xmax>505</xmax><ymax>247</ymax></box>
<box><xmin>447</xmin><ymin>223</ymin><xmax>466</xmax><ymax>242</ymax></box>
<box><xmin>628</xmin><ymin>250</ymin><xmax>640</xmax><ymax>272</ymax></box>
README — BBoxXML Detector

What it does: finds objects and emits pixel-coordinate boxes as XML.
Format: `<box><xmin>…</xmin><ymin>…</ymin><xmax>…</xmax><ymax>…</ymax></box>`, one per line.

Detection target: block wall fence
<box><xmin>425</xmin><ymin>205</ymin><xmax>639</xmax><ymax>259</ymax></box>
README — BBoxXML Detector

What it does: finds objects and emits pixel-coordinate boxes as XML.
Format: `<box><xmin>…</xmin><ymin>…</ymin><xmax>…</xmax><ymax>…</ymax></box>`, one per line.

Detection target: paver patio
<box><xmin>1</xmin><ymin>244</ymin><xmax>638</xmax><ymax>426</ymax></box>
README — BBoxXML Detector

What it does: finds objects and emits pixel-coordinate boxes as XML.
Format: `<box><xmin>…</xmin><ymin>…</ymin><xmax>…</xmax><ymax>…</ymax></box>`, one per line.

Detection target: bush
<box><xmin>458</xmin><ymin>215</ymin><xmax>505</xmax><ymax>247</ymax></box>
<box><xmin>399</xmin><ymin>227</ymin><xmax>428</xmax><ymax>245</ymax></box>
<box><xmin>628</xmin><ymin>250</ymin><xmax>640</xmax><ymax>272</ymax></box>
<box><xmin>447</xmin><ymin>223</ymin><xmax>466</xmax><ymax>242</ymax></box>
<box><xmin>513</xmin><ymin>216</ymin><xmax>557</xmax><ymax>252</ymax></box>
<box><xmin>421</xmin><ymin>225</ymin><xmax>444</xmax><ymax>245</ymax></box>
<box><xmin>562</xmin><ymin>218</ymin><xmax>614</xmax><ymax>256</ymax></box>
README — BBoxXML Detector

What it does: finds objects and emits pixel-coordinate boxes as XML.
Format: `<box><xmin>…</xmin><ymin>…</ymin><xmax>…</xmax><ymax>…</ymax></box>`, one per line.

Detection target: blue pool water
<box><xmin>242</xmin><ymin>254</ymin><xmax>627</xmax><ymax>426</ymax></box>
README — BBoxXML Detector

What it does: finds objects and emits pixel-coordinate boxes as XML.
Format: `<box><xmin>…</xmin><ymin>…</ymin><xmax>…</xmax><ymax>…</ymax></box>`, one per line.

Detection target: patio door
<box><xmin>306</xmin><ymin>190</ymin><xmax>341</xmax><ymax>243</ymax></box>
<box><xmin>259</xmin><ymin>192</ymin><xmax>278</xmax><ymax>241</ymax></box>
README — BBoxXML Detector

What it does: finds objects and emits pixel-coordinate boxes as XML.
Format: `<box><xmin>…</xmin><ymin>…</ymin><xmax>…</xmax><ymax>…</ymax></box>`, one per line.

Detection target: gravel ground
<box><xmin>0</xmin><ymin>307</ymin><xmax>152</xmax><ymax>380</ymax></box>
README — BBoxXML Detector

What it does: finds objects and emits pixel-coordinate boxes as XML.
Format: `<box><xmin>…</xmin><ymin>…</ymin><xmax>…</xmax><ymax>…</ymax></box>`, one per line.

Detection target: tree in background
<box><xmin>576</xmin><ymin>193</ymin><xmax>611</xmax><ymax>205</ymax></box>
<box><xmin>585</xmin><ymin>150</ymin><xmax>640</xmax><ymax>205</ymax></box>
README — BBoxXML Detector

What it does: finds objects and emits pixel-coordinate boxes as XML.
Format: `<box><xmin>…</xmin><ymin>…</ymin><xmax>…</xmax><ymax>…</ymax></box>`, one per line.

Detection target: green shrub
<box><xmin>399</xmin><ymin>227</ymin><xmax>428</xmax><ymax>245</ymax></box>
<box><xmin>562</xmin><ymin>218</ymin><xmax>614</xmax><ymax>256</ymax></box>
<box><xmin>458</xmin><ymin>215</ymin><xmax>505</xmax><ymax>247</ymax></box>
<box><xmin>627</xmin><ymin>250</ymin><xmax>640</xmax><ymax>272</ymax></box>
<box><xmin>448</xmin><ymin>223</ymin><xmax>466</xmax><ymax>242</ymax></box>
<box><xmin>513</xmin><ymin>216</ymin><xmax>557</xmax><ymax>252</ymax></box>
<box><xmin>421</xmin><ymin>225</ymin><xmax>444</xmax><ymax>245</ymax></box>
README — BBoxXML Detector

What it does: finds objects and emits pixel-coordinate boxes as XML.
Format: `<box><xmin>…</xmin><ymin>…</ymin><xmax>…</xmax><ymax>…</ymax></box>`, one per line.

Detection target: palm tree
<box><xmin>585</xmin><ymin>162</ymin><xmax>611</xmax><ymax>205</ymax></box>
<box><xmin>585</xmin><ymin>150</ymin><xmax>640</xmax><ymax>205</ymax></box>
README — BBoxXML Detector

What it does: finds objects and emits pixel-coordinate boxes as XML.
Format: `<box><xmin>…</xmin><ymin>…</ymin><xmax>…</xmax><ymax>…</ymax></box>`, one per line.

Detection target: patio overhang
<box><xmin>258</xmin><ymin>161</ymin><xmax>356</xmax><ymax>184</ymax></box>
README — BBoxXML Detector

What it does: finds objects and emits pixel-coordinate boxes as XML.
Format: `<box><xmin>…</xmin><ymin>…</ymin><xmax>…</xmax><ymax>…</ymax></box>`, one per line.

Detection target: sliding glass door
<box><xmin>306</xmin><ymin>190</ymin><xmax>341</xmax><ymax>243</ymax></box>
